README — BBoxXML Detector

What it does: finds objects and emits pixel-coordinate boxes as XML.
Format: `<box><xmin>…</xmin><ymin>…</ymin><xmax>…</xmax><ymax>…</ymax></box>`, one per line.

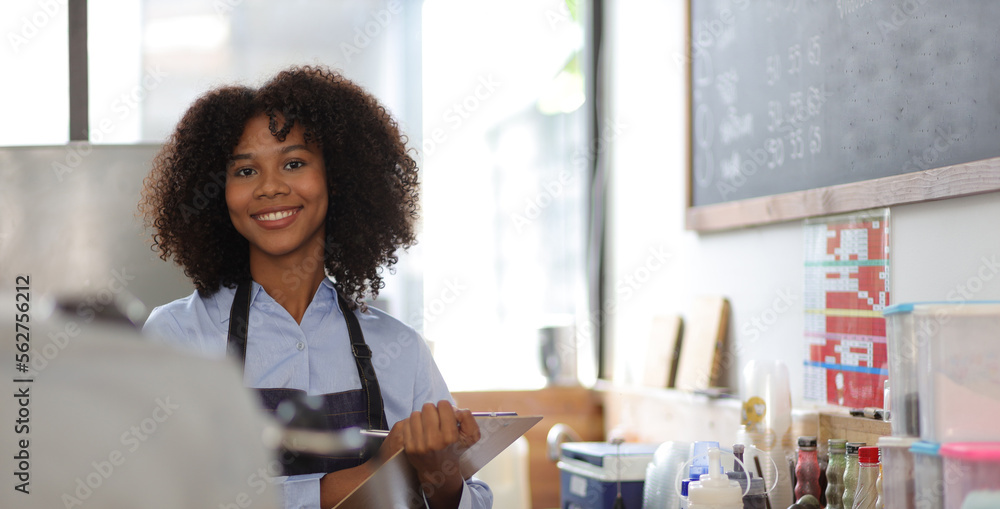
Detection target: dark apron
<box><xmin>227</xmin><ymin>279</ymin><xmax>387</xmax><ymax>476</ymax></box>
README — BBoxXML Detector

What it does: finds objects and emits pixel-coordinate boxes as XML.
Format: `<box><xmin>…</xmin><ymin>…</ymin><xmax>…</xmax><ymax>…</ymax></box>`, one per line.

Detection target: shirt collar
<box><xmin>216</xmin><ymin>277</ymin><xmax>339</xmax><ymax>324</ymax></box>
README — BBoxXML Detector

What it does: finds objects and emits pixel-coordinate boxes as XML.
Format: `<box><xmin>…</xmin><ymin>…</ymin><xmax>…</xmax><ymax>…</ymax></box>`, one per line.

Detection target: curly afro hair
<box><xmin>139</xmin><ymin>65</ymin><xmax>419</xmax><ymax>308</ymax></box>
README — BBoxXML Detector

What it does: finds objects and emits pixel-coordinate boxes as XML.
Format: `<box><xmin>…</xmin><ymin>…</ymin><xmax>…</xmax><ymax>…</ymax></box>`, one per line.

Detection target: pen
<box><xmin>360</xmin><ymin>411</ymin><xmax>518</xmax><ymax>437</ymax></box>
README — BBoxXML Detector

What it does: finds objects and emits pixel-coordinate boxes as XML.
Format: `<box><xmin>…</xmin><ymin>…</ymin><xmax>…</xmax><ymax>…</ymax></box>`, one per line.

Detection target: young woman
<box><xmin>140</xmin><ymin>65</ymin><xmax>490</xmax><ymax>509</ymax></box>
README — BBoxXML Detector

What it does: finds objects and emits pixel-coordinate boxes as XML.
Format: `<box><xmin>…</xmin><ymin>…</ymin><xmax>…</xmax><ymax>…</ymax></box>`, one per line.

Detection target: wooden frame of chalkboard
<box><xmin>686</xmin><ymin>0</ymin><xmax>1000</xmax><ymax>232</ymax></box>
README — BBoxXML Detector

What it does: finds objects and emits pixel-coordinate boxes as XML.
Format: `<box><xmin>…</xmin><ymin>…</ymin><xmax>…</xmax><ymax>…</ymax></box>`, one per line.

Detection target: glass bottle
<box><xmin>825</xmin><ymin>439</ymin><xmax>848</xmax><ymax>509</ymax></box>
<box><xmin>794</xmin><ymin>436</ymin><xmax>821</xmax><ymax>500</ymax></box>
<box><xmin>852</xmin><ymin>446</ymin><xmax>880</xmax><ymax>509</ymax></box>
<box><xmin>842</xmin><ymin>442</ymin><xmax>865</xmax><ymax>509</ymax></box>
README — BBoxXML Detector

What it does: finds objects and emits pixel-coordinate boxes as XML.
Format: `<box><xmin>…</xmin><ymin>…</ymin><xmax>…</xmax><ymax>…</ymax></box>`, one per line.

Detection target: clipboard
<box><xmin>333</xmin><ymin>414</ymin><xmax>542</xmax><ymax>509</ymax></box>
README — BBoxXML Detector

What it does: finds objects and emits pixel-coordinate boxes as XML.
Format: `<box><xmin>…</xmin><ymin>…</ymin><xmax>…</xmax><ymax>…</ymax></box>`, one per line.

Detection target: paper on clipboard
<box><xmin>333</xmin><ymin>414</ymin><xmax>542</xmax><ymax>509</ymax></box>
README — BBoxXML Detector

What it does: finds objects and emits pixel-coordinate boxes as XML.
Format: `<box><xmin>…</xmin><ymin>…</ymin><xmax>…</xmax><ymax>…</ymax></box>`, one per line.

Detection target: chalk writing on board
<box><xmin>690</xmin><ymin>0</ymin><xmax>1000</xmax><ymax>208</ymax></box>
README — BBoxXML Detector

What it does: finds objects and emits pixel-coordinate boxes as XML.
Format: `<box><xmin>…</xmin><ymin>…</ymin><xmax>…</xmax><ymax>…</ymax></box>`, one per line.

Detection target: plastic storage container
<box><xmin>885</xmin><ymin>302</ymin><xmax>1000</xmax><ymax>441</ymax></box>
<box><xmin>884</xmin><ymin>303</ymin><xmax>923</xmax><ymax>436</ymax></box>
<box><xmin>913</xmin><ymin>302</ymin><xmax>1000</xmax><ymax>442</ymax></box>
<box><xmin>939</xmin><ymin>442</ymin><xmax>1000</xmax><ymax>509</ymax></box>
<box><xmin>877</xmin><ymin>436</ymin><xmax>916</xmax><ymax>509</ymax></box>
<box><xmin>558</xmin><ymin>442</ymin><xmax>658</xmax><ymax>509</ymax></box>
<box><xmin>911</xmin><ymin>441</ymin><xmax>944</xmax><ymax>509</ymax></box>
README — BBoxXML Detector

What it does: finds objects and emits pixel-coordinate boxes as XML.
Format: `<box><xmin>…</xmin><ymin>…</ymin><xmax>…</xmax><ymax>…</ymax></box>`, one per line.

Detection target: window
<box><xmin>1</xmin><ymin>0</ymin><xmax>597</xmax><ymax>391</ymax></box>
<box><xmin>421</xmin><ymin>0</ymin><xmax>595</xmax><ymax>390</ymax></box>
<box><xmin>1</xmin><ymin>1</ymin><xmax>69</xmax><ymax>146</ymax></box>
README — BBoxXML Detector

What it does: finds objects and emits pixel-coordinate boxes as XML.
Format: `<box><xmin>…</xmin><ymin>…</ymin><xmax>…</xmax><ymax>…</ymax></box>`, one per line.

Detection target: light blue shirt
<box><xmin>142</xmin><ymin>278</ymin><xmax>492</xmax><ymax>509</ymax></box>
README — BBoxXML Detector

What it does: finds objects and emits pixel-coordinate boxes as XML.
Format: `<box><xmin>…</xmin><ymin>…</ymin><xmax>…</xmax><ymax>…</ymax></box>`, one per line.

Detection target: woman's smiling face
<box><xmin>225</xmin><ymin>114</ymin><xmax>329</xmax><ymax>263</ymax></box>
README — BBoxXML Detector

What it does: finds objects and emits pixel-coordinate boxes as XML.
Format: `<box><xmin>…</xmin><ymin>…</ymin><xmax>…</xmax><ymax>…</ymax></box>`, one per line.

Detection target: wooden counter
<box><xmin>454</xmin><ymin>386</ymin><xmax>605</xmax><ymax>509</ymax></box>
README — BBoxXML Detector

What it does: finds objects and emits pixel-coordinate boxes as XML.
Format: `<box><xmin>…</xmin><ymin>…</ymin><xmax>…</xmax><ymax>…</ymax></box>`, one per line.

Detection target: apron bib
<box><xmin>227</xmin><ymin>279</ymin><xmax>387</xmax><ymax>476</ymax></box>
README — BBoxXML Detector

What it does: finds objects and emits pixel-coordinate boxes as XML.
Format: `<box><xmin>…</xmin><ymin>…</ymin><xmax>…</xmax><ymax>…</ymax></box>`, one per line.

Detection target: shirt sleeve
<box><xmin>274</xmin><ymin>474</ymin><xmax>323</xmax><ymax>509</ymax></box>
<box><xmin>142</xmin><ymin>306</ymin><xmax>187</xmax><ymax>346</ymax></box>
<box><xmin>141</xmin><ymin>302</ymin><xmax>223</xmax><ymax>357</ymax></box>
<box><xmin>456</xmin><ymin>476</ymin><xmax>494</xmax><ymax>509</ymax></box>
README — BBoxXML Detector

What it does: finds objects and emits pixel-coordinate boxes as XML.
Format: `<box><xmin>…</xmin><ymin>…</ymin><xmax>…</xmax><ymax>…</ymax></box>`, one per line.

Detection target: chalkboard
<box><xmin>688</xmin><ymin>0</ymin><xmax>1000</xmax><ymax>231</ymax></box>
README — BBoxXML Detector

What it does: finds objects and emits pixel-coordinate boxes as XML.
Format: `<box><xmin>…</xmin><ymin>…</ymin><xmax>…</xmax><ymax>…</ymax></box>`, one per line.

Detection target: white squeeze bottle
<box><xmin>687</xmin><ymin>447</ymin><xmax>744</xmax><ymax>509</ymax></box>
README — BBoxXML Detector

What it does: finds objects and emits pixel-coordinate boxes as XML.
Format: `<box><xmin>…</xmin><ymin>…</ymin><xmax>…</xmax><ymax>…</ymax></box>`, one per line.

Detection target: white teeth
<box><xmin>255</xmin><ymin>209</ymin><xmax>298</xmax><ymax>221</ymax></box>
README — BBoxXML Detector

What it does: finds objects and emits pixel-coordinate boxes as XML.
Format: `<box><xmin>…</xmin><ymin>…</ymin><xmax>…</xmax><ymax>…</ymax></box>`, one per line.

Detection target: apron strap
<box><xmin>336</xmin><ymin>291</ymin><xmax>388</xmax><ymax>432</ymax></box>
<box><xmin>226</xmin><ymin>278</ymin><xmax>252</xmax><ymax>362</ymax></box>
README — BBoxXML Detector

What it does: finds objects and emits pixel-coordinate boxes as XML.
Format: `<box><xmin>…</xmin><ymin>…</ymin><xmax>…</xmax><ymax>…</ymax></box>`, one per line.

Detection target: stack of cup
<box><xmin>643</xmin><ymin>440</ymin><xmax>691</xmax><ymax>509</ymax></box>
<box><xmin>740</xmin><ymin>360</ymin><xmax>794</xmax><ymax>509</ymax></box>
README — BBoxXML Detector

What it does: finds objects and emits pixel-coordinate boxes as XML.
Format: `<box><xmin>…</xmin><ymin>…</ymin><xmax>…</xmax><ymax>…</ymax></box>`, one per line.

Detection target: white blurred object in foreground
<box><xmin>0</xmin><ymin>297</ymin><xmax>280</xmax><ymax>509</ymax></box>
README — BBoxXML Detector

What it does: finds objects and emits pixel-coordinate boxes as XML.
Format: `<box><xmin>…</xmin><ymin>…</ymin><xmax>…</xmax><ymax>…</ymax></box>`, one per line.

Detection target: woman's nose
<box><xmin>255</xmin><ymin>168</ymin><xmax>290</xmax><ymax>198</ymax></box>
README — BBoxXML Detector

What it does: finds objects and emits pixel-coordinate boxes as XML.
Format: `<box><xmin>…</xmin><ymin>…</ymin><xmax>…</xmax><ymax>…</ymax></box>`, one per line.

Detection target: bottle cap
<box><xmin>688</xmin><ymin>447</ymin><xmax>744</xmax><ymax>506</ymax></box>
<box><xmin>828</xmin><ymin>439</ymin><xmax>847</xmax><ymax>451</ymax></box>
<box><xmin>690</xmin><ymin>441</ymin><xmax>720</xmax><ymax>478</ymax></box>
<box><xmin>732</xmin><ymin>444</ymin><xmax>745</xmax><ymax>473</ymax></box>
<box><xmin>798</xmin><ymin>436</ymin><xmax>817</xmax><ymax>449</ymax></box>
<box><xmin>858</xmin><ymin>446</ymin><xmax>880</xmax><ymax>464</ymax></box>
<box><xmin>846</xmin><ymin>442</ymin><xmax>866</xmax><ymax>455</ymax></box>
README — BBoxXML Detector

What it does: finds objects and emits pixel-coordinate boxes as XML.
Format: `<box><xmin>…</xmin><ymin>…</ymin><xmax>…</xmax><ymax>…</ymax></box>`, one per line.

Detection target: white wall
<box><xmin>603</xmin><ymin>0</ymin><xmax>1000</xmax><ymax>406</ymax></box>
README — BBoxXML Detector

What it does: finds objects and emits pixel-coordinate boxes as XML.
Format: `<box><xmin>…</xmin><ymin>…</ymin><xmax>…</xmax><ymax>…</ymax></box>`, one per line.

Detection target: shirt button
<box><xmin>296</xmin><ymin>342</ymin><xmax>305</xmax><ymax>351</ymax></box>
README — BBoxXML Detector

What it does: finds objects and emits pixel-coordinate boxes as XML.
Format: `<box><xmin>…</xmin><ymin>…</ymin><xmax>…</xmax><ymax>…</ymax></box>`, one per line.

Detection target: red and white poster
<box><xmin>803</xmin><ymin>209</ymin><xmax>890</xmax><ymax>408</ymax></box>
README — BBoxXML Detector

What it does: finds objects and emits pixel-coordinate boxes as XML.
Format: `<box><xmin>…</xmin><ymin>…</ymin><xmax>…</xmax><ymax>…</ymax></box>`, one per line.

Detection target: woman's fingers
<box><xmin>453</xmin><ymin>407</ymin><xmax>481</xmax><ymax>446</ymax></box>
<box><xmin>399</xmin><ymin>400</ymin><xmax>481</xmax><ymax>458</ymax></box>
<box><xmin>435</xmin><ymin>401</ymin><xmax>460</xmax><ymax>444</ymax></box>
<box><xmin>406</xmin><ymin>407</ymin><xmax>425</xmax><ymax>453</ymax></box>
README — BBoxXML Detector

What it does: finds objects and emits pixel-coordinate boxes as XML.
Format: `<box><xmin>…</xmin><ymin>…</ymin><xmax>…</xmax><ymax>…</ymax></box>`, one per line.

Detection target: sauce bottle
<box><xmin>842</xmin><ymin>442</ymin><xmax>865</xmax><ymax>509</ymax></box>
<box><xmin>825</xmin><ymin>439</ymin><xmax>848</xmax><ymax>509</ymax></box>
<box><xmin>687</xmin><ymin>447</ymin><xmax>744</xmax><ymax>509</ymax></box>
<box><xmin>794</xmin><ymin>436</ymin><xmax>821</xmax><ymax>500</ymax></box>
<box><xmin>852</xmin><ymin>446</ymin><xmax>880</xmax><ymax>509</ymax></box>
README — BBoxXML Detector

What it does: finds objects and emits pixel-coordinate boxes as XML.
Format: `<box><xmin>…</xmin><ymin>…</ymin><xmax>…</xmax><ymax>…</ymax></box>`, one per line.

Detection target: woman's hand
<box><xmin>392</xmin><ymin>400</ymin><xmax>481</xmax><ymax>509</ymax></box>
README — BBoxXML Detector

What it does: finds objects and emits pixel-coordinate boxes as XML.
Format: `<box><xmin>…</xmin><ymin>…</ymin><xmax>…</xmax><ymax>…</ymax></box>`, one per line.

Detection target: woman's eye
<box><xmin>285</xmin><ymin>160</ymin><xmax>305</xmax><ymax>170</ymax></box>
